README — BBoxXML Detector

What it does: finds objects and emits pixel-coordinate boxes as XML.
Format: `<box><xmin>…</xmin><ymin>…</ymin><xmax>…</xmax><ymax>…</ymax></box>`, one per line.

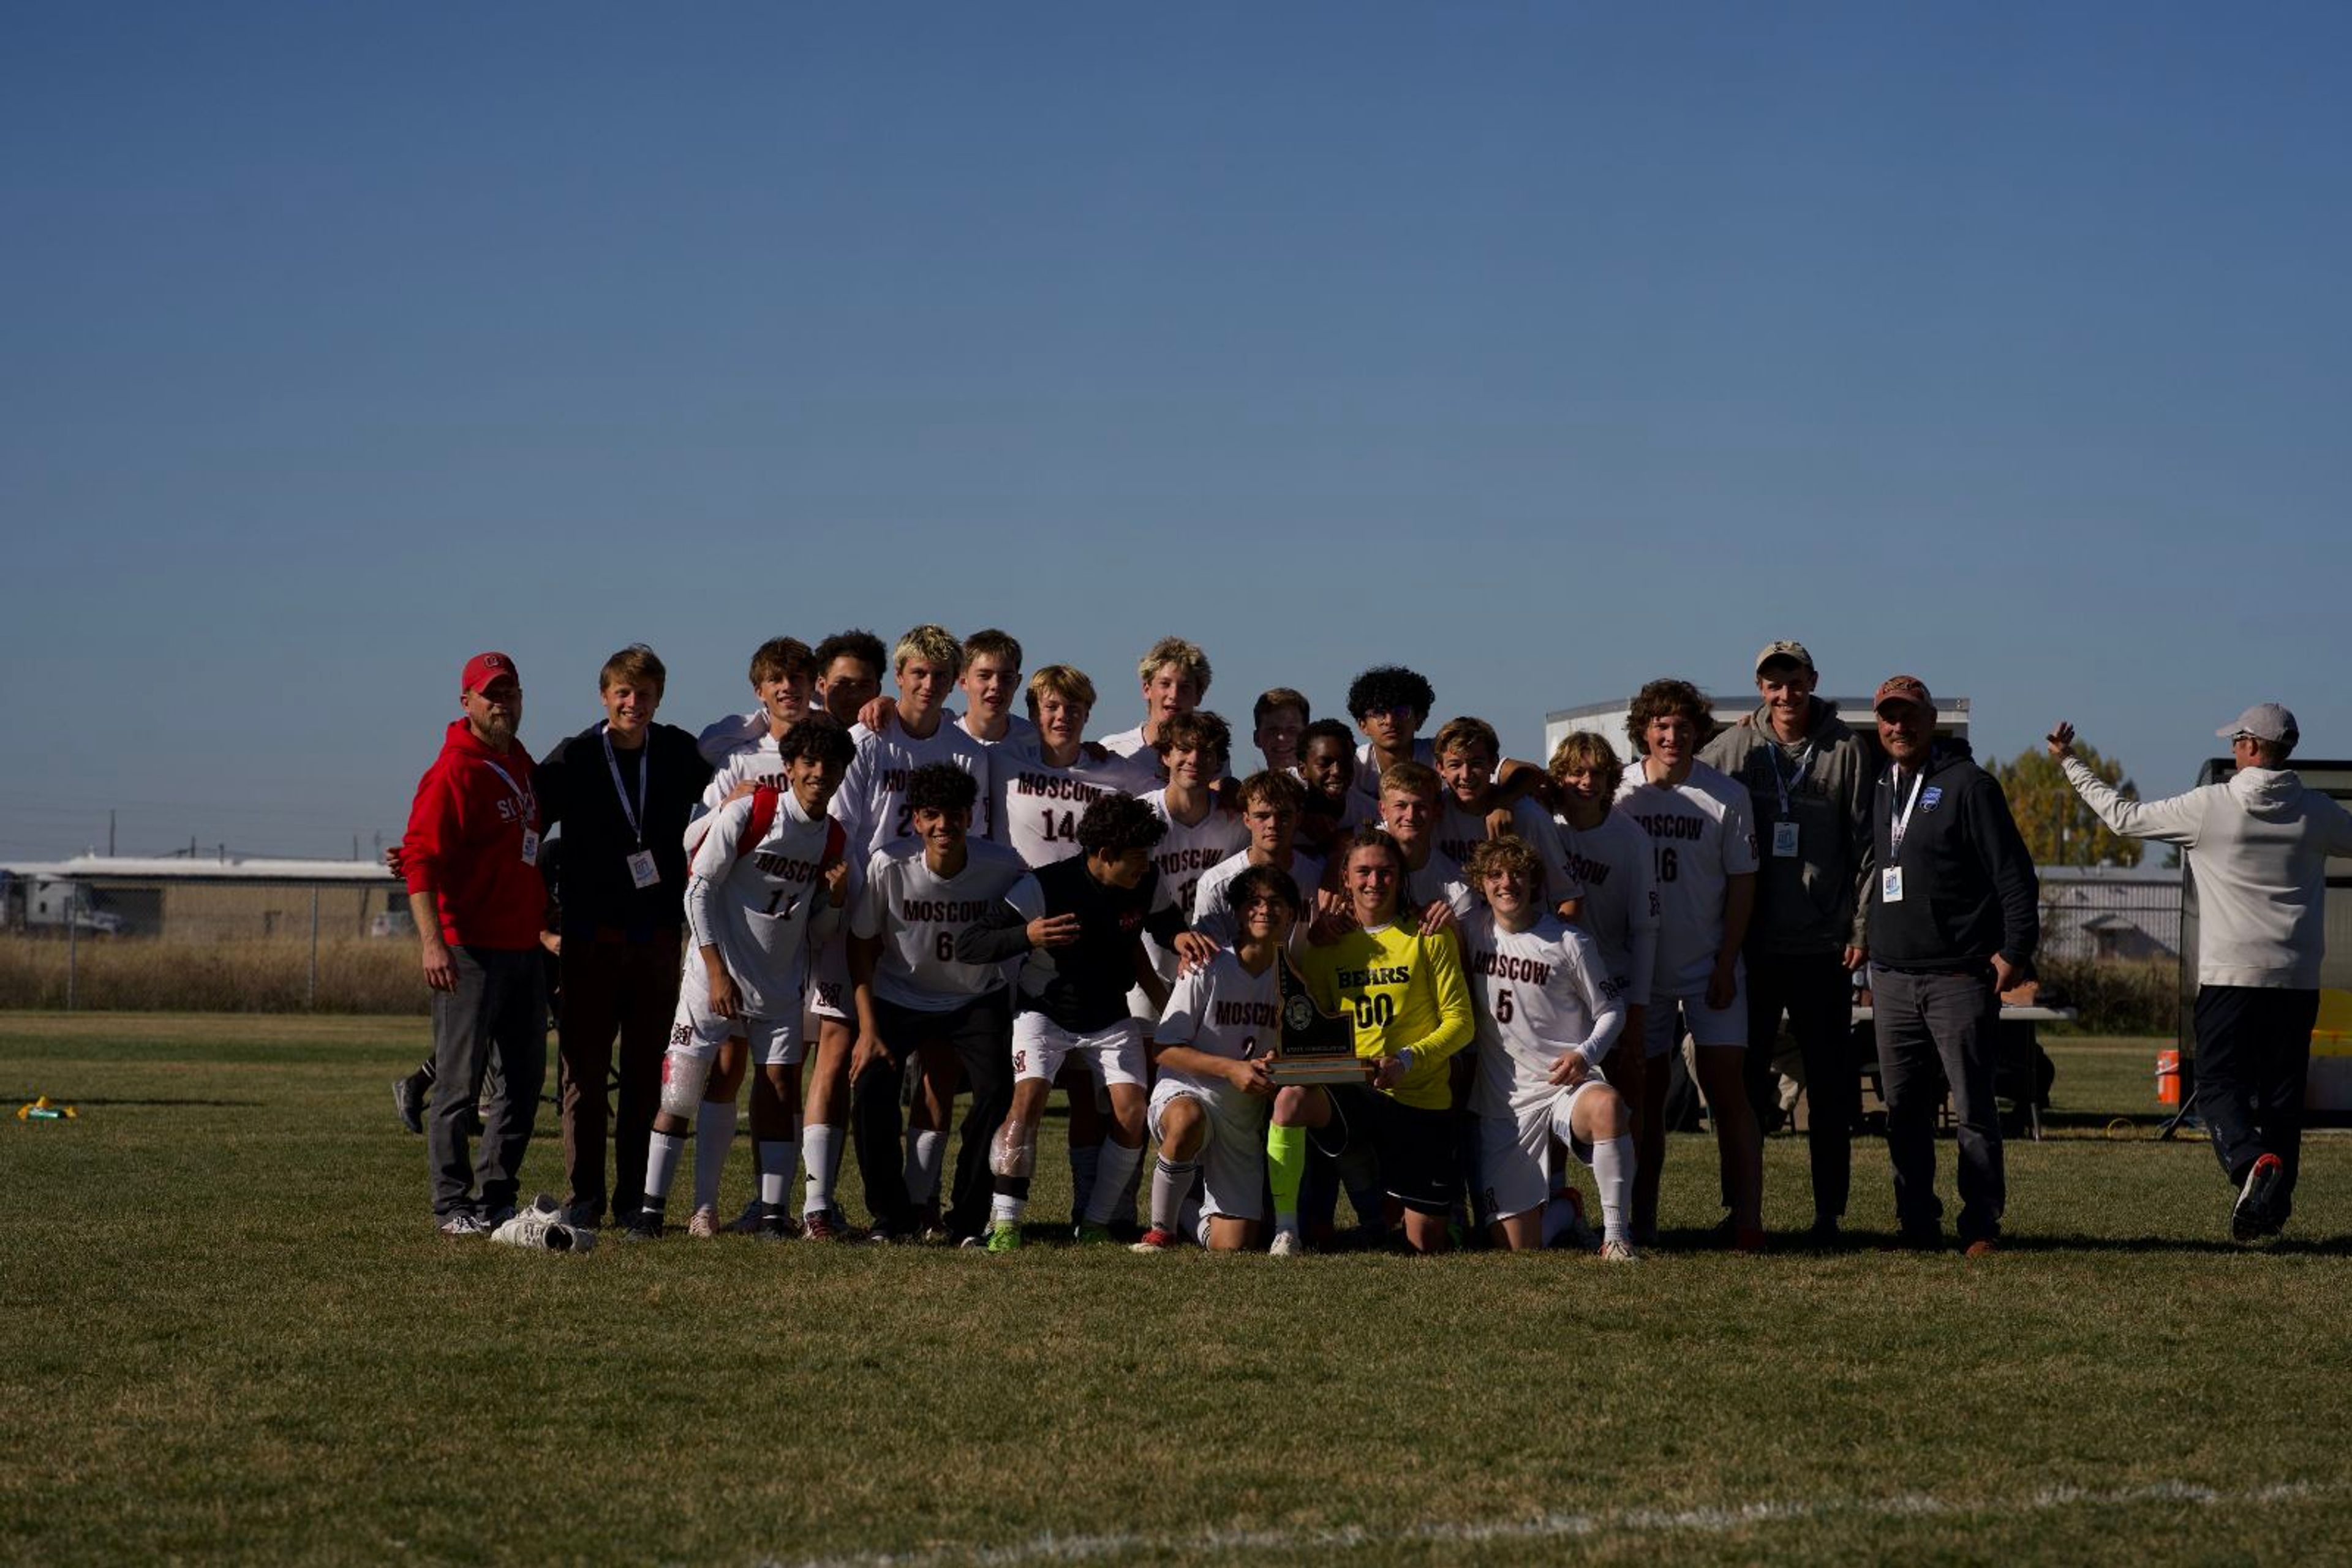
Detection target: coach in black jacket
<box><xmin>1864</xmin><ymin>676</ymin><xmax>2038</xmax><ymax>1256</ymax></box>
<box><xmin>535</xmin><ymin>644</ymin><xmax>714</xmax><ymax>1228</ymax></box>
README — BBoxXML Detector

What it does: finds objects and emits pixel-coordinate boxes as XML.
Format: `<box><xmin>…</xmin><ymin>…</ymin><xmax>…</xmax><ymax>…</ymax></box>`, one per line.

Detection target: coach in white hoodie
<box><xmin>2050</xmin><ymin>704</ymin><xmax>2352</xmax><ymax>1242</ymax></box>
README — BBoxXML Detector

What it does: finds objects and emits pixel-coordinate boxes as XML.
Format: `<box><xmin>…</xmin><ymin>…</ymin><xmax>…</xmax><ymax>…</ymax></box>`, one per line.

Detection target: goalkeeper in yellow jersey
<box><xmin>1267</xmin><ymin>826</ymin><xmax>1474</xmax><ymax>1254</ymax></box>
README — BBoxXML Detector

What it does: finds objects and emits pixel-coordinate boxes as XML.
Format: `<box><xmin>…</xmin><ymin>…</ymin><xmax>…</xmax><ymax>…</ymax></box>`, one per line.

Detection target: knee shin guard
<box><xmin>658</xmin><ymin>1049</ymin><xmax>714</xmax><ymax>1121</ymax></box>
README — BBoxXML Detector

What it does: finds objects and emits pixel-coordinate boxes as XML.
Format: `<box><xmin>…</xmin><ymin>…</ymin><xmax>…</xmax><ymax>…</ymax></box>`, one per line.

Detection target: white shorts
<box><xmin>1478</xmin><ymin>1080</ymin><xmax>1608</xmax><ymax>1221</ymax></box>
<box><xmin>807</xmin><ymin>932</ymin><xmax>851</xmax><ymax>1022</ymax></box>
<box><xmin>1012</xmin><ymin>1012</ymin><xmax>1146</xmax><ymax>1090</ymax></box>
<box><xmin>1642</xmin><ymin>979</ymin><xmax>1747</xmax><ymax>1058</ymax></box>
<box><xmin>1148</xmin><ymin>1077</ymin><xmax>1270</xmax><ymax>1223</ymax></box>
<box><xmin>669</xmin><ymin>995</ymin><xmax>805</xmax><ymax>1069</ymax></box>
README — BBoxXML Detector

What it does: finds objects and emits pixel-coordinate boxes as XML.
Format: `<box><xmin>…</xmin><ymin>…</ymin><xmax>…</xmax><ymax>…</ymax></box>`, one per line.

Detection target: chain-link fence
<box><xmin>0</xmin><ymin>875</ymin><xmax>425</xmax><ymax>1013</ymax></box>
<box><xmin>2034</xmin><ymin>867</ymin><xmax>2181</xmax><ymax>1035</ymax></box>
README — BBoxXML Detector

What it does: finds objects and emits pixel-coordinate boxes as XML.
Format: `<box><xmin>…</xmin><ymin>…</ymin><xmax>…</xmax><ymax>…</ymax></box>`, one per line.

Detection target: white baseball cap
<box><xmin>2217</xmin><ymin>703</ymin><xmax>2298</xmax><ymax>745</ymax></box>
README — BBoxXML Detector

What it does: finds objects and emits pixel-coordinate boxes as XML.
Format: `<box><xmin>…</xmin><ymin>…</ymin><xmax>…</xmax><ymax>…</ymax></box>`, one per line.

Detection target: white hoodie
<box><xmin>2064</xmin><ymin>758</ymin><xmax>2352</xmax><ymax>988</ymax></box>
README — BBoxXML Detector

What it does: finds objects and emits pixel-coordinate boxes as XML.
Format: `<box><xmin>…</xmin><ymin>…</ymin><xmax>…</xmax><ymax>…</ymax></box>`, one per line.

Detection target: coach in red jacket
<box><xmin>404</xmin><ymin>651</ymin><xmax>549</xmax><ymax>1235</ymax></box>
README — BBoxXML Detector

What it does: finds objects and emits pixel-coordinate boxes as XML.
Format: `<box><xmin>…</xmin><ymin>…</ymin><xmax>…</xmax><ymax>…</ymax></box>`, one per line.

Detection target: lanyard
<box><xmin>1887</xmin><ymin>767</ymin><xmax>1925</xmax><ymax>858</ymax></box>
<box><xmin>601</xmin><ymin>723</ymin><xmax>648</xmax><ymax>846</ymax></box>
<box><xmin>480</xmin><ymin>758</ymin><xmax>532</xmax><ymax>820</ymax></box>
<box><xmin>1767</xmin><ymin>742</ymin><xmax>1814</xmax><ymax>816</ymax></box>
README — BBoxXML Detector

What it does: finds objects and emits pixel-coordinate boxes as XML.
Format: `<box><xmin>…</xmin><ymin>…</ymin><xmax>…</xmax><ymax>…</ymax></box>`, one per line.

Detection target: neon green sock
<box><xmin>1267</xmin><ymin>1123</ymin><xmax>1306</xmax><ymax>1224</ymax></box>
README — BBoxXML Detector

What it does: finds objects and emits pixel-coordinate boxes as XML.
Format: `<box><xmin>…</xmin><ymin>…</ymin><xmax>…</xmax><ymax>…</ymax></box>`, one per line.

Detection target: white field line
<box><xmin>763</xmin><ymin>1480</ymin><xmax>2339</xmax><ymax>1568</ymax></box>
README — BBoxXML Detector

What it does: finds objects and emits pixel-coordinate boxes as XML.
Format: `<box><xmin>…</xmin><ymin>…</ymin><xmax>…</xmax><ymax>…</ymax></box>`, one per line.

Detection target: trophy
<box><xmin>1266</xmin><ymin>955</ymin><xmax>1372</xmax><ymax>1085</ymax></box>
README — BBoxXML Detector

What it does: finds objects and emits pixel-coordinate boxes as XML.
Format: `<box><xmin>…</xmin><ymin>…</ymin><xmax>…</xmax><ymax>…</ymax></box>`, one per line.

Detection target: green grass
<box><xmin>4</xmin><ymin>1016</ymin><xmax>2350</xmax><ymax>1565</ymax></box>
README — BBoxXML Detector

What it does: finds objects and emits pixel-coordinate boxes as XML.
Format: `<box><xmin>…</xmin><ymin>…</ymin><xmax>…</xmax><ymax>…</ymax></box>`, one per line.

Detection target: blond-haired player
<box><xmin>1099</xmin><ymin>636</ymin><xmax>1211</xmax><ymax>762</ymax></box>
<box><xmin>1460</xmin><ymin>837</ymin><xmax>1636</xmax><ymax>1258</ymax></box>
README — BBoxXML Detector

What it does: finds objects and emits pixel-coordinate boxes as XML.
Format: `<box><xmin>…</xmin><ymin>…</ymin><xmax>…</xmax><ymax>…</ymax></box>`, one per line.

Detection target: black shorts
<box><xmin>870</xmin><ymin>990</ymin><xmax>1012</xmax><ymax>1069</ymax></box>
<box><xmin>1309</xmin><ymin>1082</ymin><xmax>1458</xmax><ymax>1216</ymax></box>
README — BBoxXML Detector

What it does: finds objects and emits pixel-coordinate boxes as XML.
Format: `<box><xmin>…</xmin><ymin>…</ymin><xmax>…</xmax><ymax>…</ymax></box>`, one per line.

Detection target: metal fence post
<box><xmin>65</xmin><ymin>882</ymin><xmax>78</xmax><ymax>1012</ymax></box>
<box><xmin>307</xmin><ymin>886</ymin><xmax>320</xmax><ymax>1010</ymax></box>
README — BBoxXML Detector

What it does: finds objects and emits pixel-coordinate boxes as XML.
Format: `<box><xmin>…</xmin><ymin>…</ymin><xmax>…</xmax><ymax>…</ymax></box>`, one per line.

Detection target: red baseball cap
<box><xmin>462</xmin><ymin>651</ymin><xmax>521</xmax><ymax>694</ymax></box>
<box><xmin>1873</xmin><ymin>675</ymin><xmax>1932</xmax><ymax>715</ymax></box>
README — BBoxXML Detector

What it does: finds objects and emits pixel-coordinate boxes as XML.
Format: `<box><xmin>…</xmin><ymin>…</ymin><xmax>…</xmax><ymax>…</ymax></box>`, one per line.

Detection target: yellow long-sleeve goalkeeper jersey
<box><xmin>1298</xmin><ymin>921</ymin><xmax>1474</xmax><ymax>1111</ymax></box>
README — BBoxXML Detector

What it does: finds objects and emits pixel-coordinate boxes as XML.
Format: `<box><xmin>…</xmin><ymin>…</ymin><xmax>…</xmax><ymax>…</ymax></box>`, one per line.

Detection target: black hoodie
<box><xmin>1865</xmin><ymin>739</ymin><xmax>2039</xmax><ymax>973</ymax></box>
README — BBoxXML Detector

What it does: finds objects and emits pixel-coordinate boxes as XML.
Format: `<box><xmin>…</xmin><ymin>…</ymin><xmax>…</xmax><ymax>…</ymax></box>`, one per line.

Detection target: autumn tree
<box><xmin>1994</xmin><ymin>743</ymin><xmax>2143</xmax><ymax>867</ymax></box>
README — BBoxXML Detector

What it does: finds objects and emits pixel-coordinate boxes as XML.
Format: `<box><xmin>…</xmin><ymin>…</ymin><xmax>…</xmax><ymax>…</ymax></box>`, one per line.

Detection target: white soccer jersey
<box><xmin>1614</xmin><ymin>760</ymin><xmax>1758</xmax><ymax>996</ymax></box>
<box><xmin>1140</xmin><ymin>790</ymin><xmax>1249</xmax><ymax>981</ymax></box>
<box><xmin>1190</xmin><ymin>848</ymin><xmax>1327</xmax><ymax>948</ymax></box>
<box><xmin>1555</xmin><ymin>809</ymin><xmax>1660</xmax><ymax>1008</ymax></box>
<box><xmin>960</xmin><ymin>710</ymin><xmax>1040</xmax><ymax>755</ymax></box>
<box><xmin>1351</xmin><ymin>736</ymin><xmax>1436</xmax><ymax>808</ymax></box>
<box><xmin>1461</xmin><ymin>907</ymin><xmax>1626</xmax><ymax>1121</ymax></box>
<box><xmin>993</xmin><ymin>747</ymin><xmax>1156</xmax><ymax>869</ymax></box>
<box><xmin>1099</xmin><ymin>724</ymin><xmax>1152</xmax><ymax>760</ymax></box>
<box><xmin>681</xmin><ymin>787</ymin><xmax>846</xmax><ymax>1020</ymax></box>
<box><xmin>832</xmin><ymin>718</ymin><xmax>994</xmax><ymax>865</ymax></box>
<box><xmin>695</xmin><ymin>709</ymin><xmax>767</xmax><ymax>769</ymax></box>
<box><xmin>1151</xmin><ymin>948</ymin><xmax>1283</xmax><ymax>1098</ymax></box>
<box><xmin>1436</xmin><ymin>796</ymin><xmax>1585</xmax><ymax>906</ymax></box>
<box><xmin>1401</xmin><ymin>843</ymin><xmax>1476</xmax><ymax>919</ymax></box>
<box><xmin>851</xmin><ymin>839</ymin><xmax>1031</xmax><ymax>1011</ymax></box>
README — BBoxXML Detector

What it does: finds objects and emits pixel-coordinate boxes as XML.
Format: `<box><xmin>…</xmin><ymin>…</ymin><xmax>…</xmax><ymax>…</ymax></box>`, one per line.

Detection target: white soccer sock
<box><xmin>1068</xmin><ymin>1143</ymin><xmax>1101</xmax><ymax>1221</ymax></box>
<box><xmin>802</xmin><ymin>1123</ymin><xmax>842</xmax><ymax>1216</ymax></box>
<box><xmin>643</xmin><ymin>1131</ymin><xmax>685</xmax><ymax>1213</ymax></box>
<box><xmin>1592</xmin><ymin>1135</ymin><xmax>1635</xmax><ymax>1244</ymax></box>
<box><xmin>1150</xmin><ymin>1156</ymin><xmax>1199</xmax><ymax>1232</ymax></box>
<box><xmin>990</xmin><ymin>1190</ymin><xmax>1026</xmax><ymax>1227</ymax></box>
<box><xmin>693</xmin><ymin>1101</ymin><xmax>737</xmax><ymax>1212</ymax></box>
<box><xmin>904</xmin><ymin>1128</ymin><xmax>947</xmax><ymax>1207</ymax></box>
<box><xmin>1085</xmin><ymin>1140</ymin><xmax>1144</xmax><ymax>1227</ymax></box>
<box><xmin>758</xmin><ymin>1140</ymin><xmax>796</xmax><ymax>1210</ymax></box>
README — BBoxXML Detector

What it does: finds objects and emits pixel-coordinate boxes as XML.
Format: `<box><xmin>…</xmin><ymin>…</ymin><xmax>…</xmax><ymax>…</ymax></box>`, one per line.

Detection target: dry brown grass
<box><xmin>0</xmin><ymin>937</ymin><xmax>426</xmax><ymax>1014</ymax></box>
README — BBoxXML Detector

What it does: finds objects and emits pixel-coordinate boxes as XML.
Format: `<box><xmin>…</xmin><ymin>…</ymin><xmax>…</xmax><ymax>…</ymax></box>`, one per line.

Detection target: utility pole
<box><xmin>108</xmin><ymin>810</ymin><xmax>116</xmax><ymax>857</ymax></box>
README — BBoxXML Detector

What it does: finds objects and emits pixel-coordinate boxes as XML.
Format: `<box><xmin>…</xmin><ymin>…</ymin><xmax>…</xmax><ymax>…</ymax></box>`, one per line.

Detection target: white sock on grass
<box><xmin>1084</xmin><ymin>1141</ymin><xmax>1144</xmax><ymax>1227</ymax></box>
<box><xmin>802</xmin><ymin>1123</ymin><xmax>841</xmax><ymax>1216</ymax></box>
<box><xmin>1150</xmin><ymin>1156</ymin><xmax>1199</xmax><ymax>1234</ymax></box>
<box><xmin>904</xmin><ymin>1128</ymin><xmax>946</xmax><ymax>1207</ymax></box>
<box><xmin>644</xmin><ymin>1131</ymin><xmax>685</xmax><ymax>1215</ymax></box>
<box><xmin>1592</xmin><ymin>1135</ymin><xmax>1635</xmax><ymax>1244</ymax></box>
<box><xmin>693</xmin><ymin>1101</ymin><xmax>737</xmax><ymax>1212</ymax></box>
<box><xmin>758</xmin><ymin>1140</ymin><xmax>796</xmax><ymax>1210</ymax></box>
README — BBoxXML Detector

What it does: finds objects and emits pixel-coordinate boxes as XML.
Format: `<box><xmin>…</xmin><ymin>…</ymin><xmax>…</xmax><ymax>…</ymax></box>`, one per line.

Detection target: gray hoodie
<box><xmin>2064</xmin><ymin>758</ymin><xmax>2352</xmax><ymax>989</ymax></box>
<box><xmin>1698</xmin><ymin>697</ymin><xmax>1874</xmax><ymax>956</ymax></box>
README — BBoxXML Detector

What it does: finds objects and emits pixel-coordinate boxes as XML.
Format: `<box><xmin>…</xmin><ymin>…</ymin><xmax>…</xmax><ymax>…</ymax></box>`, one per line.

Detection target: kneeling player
<box><xmin>629</xmin><ymin>717</ymin><xmax>854</xmax><ymax>1240</ymax></box>
<box><xmin>1136</xmin><ymin>864</ymin><xmax>1300</xmax><ymax>1253</ymax></box>
<box><xmin>1460</xmin><ymin>837</ymin><xmax>1637</xmax><ymax>1259</ymax></box>
<box><xmin>1269</xmin><ymin>827</ymin><xmax>1474</xmax><ymax>1256</ymax></box>
<box><xmin>955</xmin><ymin>793</ymin><xmax>1179</xmax><ymax>1250</ymax></box>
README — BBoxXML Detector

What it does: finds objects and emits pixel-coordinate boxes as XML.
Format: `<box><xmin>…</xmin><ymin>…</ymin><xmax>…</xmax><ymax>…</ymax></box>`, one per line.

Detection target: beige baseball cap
<box><xmin>1754</xmin><ymin>640</ymin><xmax>1815</xmax><ymax>676</ymax></box>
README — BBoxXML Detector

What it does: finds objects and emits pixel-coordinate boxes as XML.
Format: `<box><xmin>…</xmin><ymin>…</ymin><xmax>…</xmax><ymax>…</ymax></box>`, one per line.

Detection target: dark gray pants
<box><xmin>1871</xmin><ymin>964</ymin><xmax>2002</xmax><ymax>1243</ymax></box>
<box><xmin>428</xmin><ymin>945</ymin><xmax>546</xmax><ymax>1221</ymax></box>
<box><xmin>1745</xmin><ymin>948</ymin><xmax>1859</xmax><ymax>1223</ymax></box>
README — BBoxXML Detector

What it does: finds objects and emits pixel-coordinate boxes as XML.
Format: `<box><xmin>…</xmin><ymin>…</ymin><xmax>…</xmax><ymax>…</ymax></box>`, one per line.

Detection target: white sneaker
<box><xmin>1600</xmin><ymin>1237</ymin><xmax>1640</xmax><ymax>1263</ymax></box>
<box><xmin>437</xmin><ymin>1212</ymin><xmax>491</xmax><ymax>1238</ymax></box>
<box><xmin>490</xmin><ymin>1196</ymin><xmax>595</xmax><ymax>1254</ymax></box>
<box><xmin>687</xmin><ymin>1204</ymin><xmax>720</xmax><ymax>1239</ymax></box>
<box><xmin>1268</xmin><ymin>1227</ymin><xmax>1302</xmax><ymax>1257</ymax></box>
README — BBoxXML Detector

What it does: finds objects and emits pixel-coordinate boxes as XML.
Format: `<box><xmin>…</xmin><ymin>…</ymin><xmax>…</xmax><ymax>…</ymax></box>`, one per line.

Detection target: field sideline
<box><xmin>5</xmin><ymin>1014</ymin><xmax>2350</xmax><ymax>1565</ymax></box>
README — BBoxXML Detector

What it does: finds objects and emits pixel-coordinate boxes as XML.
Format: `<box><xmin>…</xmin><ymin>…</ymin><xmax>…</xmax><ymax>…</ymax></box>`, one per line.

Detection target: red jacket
<box><xmin>403</xmin><ymin>720</ymin><xmax>546</xmax><ymax>949</ymax></box>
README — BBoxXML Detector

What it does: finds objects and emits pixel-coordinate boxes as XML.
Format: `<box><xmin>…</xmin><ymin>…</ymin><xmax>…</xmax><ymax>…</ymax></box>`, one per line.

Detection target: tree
<box><xmin>1995</xmin><ymin>743</ymin><xmax>2144</xmax><ymax>867</ymax></box>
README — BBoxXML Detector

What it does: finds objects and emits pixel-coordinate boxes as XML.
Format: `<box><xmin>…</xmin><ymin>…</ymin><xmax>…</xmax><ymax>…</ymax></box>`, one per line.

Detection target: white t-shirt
<box><xmin>1152</xmin><ymin>948</ymin><xmax>1283</xmax><ymax>1101</ymax></box>
<box><xmin>682</xmin><ymin>788</ymin><xmax>846</xmax><ymax>1019</ymax></box>
<box><xmin>1352</xmin><ymin>736</ymin><xmax>1436</xmax><ymax>809</ymax></box>
<box><xmin>1400</xmin><ymin>842</ymin><xmax>1476</xmax><ymax>920</ymax></box>
<box><xmin>1555</xmin><ymin>809</ymin><xmax>1660</xmax><ymax>1008</ymax></box>
<box><xmin>1461</xmin><ymin>907</ymin><xmax>1626</xmax><ymax>1120</ymax></box>
<box><xmin>851</xmin><ymin>839</ymin><xmax>1031</xmax><ymax>1011</ymax></box>
<box><xmin>1614</xmin><ymin>760</ymin><xmax>1758</xmax><ymax>996</ymax></box>
<box><xmin>1436</xmin><ymin>795</ymin><xmax>1585</xmax><ymax>906</ymax></box>
<box><xmin>959</xmin><ymin>710</ymin><xmax>1041</xmax><ymax>755</ymax></box>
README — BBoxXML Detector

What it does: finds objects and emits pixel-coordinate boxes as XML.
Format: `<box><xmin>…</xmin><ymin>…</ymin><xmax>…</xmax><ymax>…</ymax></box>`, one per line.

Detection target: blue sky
<box><xmin>6</xmin><ymin>4</ymin><xmax>2348</xmax><ymax>859</ymax></box>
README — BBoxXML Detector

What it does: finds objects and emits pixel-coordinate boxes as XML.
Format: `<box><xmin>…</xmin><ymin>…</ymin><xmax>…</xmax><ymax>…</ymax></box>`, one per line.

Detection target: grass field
<box><xmin>5</xmin><ymin>1015</ymin><xmax>2350</xmax><ymax>1566</ymax></box>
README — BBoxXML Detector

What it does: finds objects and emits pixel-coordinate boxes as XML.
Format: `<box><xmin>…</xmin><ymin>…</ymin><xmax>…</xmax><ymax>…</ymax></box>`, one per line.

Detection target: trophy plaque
<box><xmin>1266</xmin><ymin>956</ymin><xmax>1372</xmax><ymax>1085</ymax></box>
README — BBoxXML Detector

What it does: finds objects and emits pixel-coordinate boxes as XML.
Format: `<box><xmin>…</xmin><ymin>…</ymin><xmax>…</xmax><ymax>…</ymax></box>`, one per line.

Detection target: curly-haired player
<box><xmin>956</xmin><ymin>793</ymin><xmax>1187</xmax><ymax>1250</ymax></box>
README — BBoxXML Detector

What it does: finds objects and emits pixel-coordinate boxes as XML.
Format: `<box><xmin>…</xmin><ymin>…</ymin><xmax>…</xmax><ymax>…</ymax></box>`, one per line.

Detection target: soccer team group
<box><xmin>398</xmin><ymin>624</ymin><xmax>2042</xmax><ymax>1260</ymax></box>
